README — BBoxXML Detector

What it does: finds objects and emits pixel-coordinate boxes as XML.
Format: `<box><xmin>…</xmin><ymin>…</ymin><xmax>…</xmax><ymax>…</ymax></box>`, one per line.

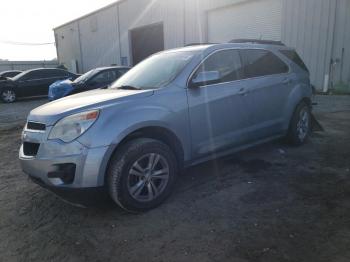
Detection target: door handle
<box><xmin>238</xmin><ymin>88</ymin><xmax>248</xmax><ymax>96</ymax></box>
<box><xmin>282</xmin><ymin>78</ymin><xmax>292</xmax><ymax>85</ymax></box>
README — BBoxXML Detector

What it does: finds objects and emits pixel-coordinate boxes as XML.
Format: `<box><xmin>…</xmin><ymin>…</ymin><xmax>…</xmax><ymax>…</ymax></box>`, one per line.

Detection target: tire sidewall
<box><xmin>108</xmin><ymin>139</ymin><xmax>178</xmax><ymax>212</ymax></box>
<box><xmin>288</xmin><ymin>102</ymin><xmax>311</xmax><ymax>145</ymax></box>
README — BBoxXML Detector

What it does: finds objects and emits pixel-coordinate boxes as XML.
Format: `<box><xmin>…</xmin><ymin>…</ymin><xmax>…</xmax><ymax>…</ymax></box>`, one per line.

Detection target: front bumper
<box><xmin>19</xmin><ymin>126</ymin><xmax>109</xmax><ymax>189</ymax></box>
<box><xmin>28</xmin><ymin>176</ymin><xmax>110</xmax><ymax>207</ymax></box>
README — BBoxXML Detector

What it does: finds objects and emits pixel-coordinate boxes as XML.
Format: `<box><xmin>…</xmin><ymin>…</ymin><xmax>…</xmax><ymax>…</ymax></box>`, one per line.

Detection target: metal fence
<box><xmin>0</xmin><ymin>61</ymin><xmax>59</xmax><ymax>72</ymax></box>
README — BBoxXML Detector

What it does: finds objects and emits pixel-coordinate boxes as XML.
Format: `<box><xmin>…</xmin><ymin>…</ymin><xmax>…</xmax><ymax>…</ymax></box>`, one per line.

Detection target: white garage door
<box><xmin>208</xmin><ymin>0</ymin><xmax>282</xmax><ymax>43</ymax></box>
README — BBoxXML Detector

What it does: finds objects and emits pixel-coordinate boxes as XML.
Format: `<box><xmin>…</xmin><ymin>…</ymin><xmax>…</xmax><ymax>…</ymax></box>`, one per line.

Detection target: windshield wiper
<box><xmin>117</xmin><ymin>85</ymin><xmax>141</xmax><ymax>90</ymax></box>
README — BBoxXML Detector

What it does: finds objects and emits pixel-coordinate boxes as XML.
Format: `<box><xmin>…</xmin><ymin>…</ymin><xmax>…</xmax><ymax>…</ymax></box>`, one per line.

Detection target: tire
<box><xmin>287</xmin><ymin>101</ymin><xmax>311</xmax><ymax>146</ymax></box>
<box><xmin>1</xmin><ymin>89</ymin><xmax>16</xmax><ymax>103</ymax></box>
<box><xmin>107</xmin><ymin>138</ymin><xmax>178</xmax><ymax>212</ymax></box>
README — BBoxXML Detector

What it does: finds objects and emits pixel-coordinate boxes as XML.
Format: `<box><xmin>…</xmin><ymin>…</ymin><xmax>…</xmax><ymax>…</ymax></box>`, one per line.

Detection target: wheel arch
<box><xmin>285</xmin><ymin>96</ymin><xmax>312</xmax><ymax>132</ymax></box>
<box><xmin>100</xmin><ymin>126</ymin><xmax>185</xmax><ymax>186</ymax></box>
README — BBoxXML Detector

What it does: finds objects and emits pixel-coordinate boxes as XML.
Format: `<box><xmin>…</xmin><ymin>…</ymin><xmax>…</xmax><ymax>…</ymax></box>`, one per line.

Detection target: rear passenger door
<box><xmin>239</xmin><ymin>49</ymin><xmax>291</xmax><ymax>140</ymax></box>
<box><xmin>40</xmin><ymin>69</ymin><xmax>70</xmax><ymax>95</ymax></box>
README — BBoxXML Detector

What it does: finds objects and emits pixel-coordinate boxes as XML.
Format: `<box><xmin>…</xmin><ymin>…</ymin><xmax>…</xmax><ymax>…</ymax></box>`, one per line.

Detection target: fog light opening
<box><xmin>48</xmin><ymin>163</ymin><xmax>76</xmax><ymax>184</ymax></box>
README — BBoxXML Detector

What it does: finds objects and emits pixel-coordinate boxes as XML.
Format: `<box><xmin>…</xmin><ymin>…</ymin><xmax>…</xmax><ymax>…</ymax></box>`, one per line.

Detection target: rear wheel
<box><xmin>1</xmin><ymin>89</ymin><xmax>16</xmax><ymax>103</ymax></box>
<box><xmin>107</xmin><ymin>138</ymin><xmax>178</xmax><ymax>212</ymax></box>
<box><xmin>287</xmin><ymin>102</ymin><xmax>311</xmax><ymax>145</ymax></box>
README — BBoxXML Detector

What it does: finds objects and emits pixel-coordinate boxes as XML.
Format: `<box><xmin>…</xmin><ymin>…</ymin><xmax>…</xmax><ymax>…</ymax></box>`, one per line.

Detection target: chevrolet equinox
<box><xmin>19</xmin><ymin>42</ymin><xmax>312</xmax><ymax>212</ymax></box>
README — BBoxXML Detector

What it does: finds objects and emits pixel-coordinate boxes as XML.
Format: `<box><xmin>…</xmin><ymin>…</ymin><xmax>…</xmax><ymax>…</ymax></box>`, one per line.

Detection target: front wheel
<box><xmin>287</xmin><ymin>102</ymin><xmax>311</xmax><ymax>146</ymax></box>
<box><xmin>107</xmin><ymin>138</ymin><xmax>178</xmax><ymax>212</ymax></box>
<box><xmin>1</xmin><ymin>89</ymin><xmax>16</xmax><ymax>103</ymax></box>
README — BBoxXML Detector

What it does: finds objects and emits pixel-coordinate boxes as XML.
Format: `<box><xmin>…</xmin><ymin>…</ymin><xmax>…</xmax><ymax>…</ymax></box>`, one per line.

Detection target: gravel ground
<box><xmin>0</xmin><ymin>96</ymin><xmax>349</xmax><ymax>262</ymax></box>
<box><xmin>0</xmin><ymin>98</ymin><xmax>47</xmax><ymax>130</ymax></box>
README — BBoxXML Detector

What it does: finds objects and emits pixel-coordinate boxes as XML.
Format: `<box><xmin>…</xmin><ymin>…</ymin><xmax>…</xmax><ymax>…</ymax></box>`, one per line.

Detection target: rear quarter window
<box><xmin>280</xmin><ymin>50</ymin><xmax>309</xmax><ymax>73</ymax></box>
<box><xmin>46</xmin><ymin>69</ymin><xmax>69</xmax><ymax>78</ymax></box>
<box><xmin>240</xmin><ymin>49</ymin><xmax>289</xmax><ymax>79</ymax></box>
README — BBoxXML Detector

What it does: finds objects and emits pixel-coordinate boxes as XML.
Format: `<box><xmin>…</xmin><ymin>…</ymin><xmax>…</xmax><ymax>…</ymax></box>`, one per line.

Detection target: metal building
<box><xmin>54</xmin><ymin>0</ymin><xmax>350</xmax><ymax>91</ymax></box>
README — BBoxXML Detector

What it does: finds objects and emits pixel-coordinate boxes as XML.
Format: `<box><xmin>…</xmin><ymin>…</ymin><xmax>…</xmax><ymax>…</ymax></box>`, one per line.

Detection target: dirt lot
<box><xmin>0</xmin><ymin>96</ymin><xmax>350</xmax><ymax>262</ymax></box>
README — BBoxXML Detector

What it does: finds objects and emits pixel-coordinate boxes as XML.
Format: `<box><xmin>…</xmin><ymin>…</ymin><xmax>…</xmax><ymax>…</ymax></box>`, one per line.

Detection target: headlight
<box><xmin>48</xmin><ymin>110</ymin><xmax>99</xmax><ymax>143</ymax></box>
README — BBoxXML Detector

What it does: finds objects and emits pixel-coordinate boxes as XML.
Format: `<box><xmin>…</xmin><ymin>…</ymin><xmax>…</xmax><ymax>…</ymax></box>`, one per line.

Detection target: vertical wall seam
<box><xmin>117</xmin><ymin>4</ymin><xmax>122</xmax><ymax>64</ymax></box>
<box><xmin>77</xmin><ymin>21</ymin><xmax>84</xmax><ymax>73</ymax></box>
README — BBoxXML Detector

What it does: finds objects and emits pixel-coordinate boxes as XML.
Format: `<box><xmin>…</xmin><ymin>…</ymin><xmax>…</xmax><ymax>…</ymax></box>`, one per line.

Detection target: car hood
<box><xmin>29</xmin><ymin>89</ymin><xmax>154</xmax><ymax>125</ymax></box>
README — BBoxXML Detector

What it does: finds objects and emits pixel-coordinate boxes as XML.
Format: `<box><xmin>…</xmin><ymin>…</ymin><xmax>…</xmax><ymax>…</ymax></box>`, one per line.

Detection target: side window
<box><xmin>280</xmin><ymin>50</ymin><xmax>309</xmax><ymax>73</ymax></box>
<box><xmin>43</xmin><ymin>69</ymin><xmax>62</xmax><ymax>78</ymax></box>
<box><xmin>90</xmin><ymin>71</ymin><xmax>110</xmax><ymax>84</ymax></box>
<box><xmin>109</xmin><ymin>70</ymin><xmax>119</xmax><ymax>81</ymax></box>
<box><xmin>241</xmin><ymin>49</ymin><xmax>289</xmax><ymax>79</ymax></box>
<box><xmin>115</xmin><ymin>69</ymin><xmax>129</xmax><ymax>79</ymax></box>
<box><xmin>27</xmin><ymin>70</ymin><xmax>47</xmax><ymax>80</ymax></box>
<box><xmin>192</xmin><ymin>49</ymin><xmax>243</xmax><ymax>86</ymax></box>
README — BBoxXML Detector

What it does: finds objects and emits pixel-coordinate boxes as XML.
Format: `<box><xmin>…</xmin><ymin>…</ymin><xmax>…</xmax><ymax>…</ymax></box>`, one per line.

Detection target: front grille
<box><xmin>27</xmin><ymin>122</ymin><xmax>46</xmax><ymax>131</ymax></box>
<box><xmin>23</xmin><ymin>142</ymin><xmax>40</xmax><ymax>156</ymax></box>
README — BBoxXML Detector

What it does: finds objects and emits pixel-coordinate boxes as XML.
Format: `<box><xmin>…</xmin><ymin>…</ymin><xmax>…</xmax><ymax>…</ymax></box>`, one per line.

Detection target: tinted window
<box><xmin>45</xmin><ymin>69</ymin><xmax>68</xmax><ymax>78</ymax></box>
<box><xmin>115</xmin><ymin>68</ymin><xmax>129</xmax><ymax>78</ymax></box>
<box><xmin>193</xmin><ymin>49</ymin><xmax>243</xmax><ymax>86</ymax></box>
<box><xmin>90</xmin><ymin>71</ymin><xmax>111</xmax><ymax>84</ymax></box>
<box><xmin>241</xmin><ymin>49</ymin><xmax>289</xmax><ymax>78</ymax></box>
<box><xmin>109</xmin><ymin>70</ymin><xmax>119</xmax><ymax>81</ymax></box>
<box><xmin>280</xmin><ymin>50</ymin><xmax>309</xmax><ymax>73</ymax></box>
<box><xmin>27</xmin><ymin>70</ymin><xmax>47</xmax><ymax>79</ymax></box>
<box><xmin>1</xmin><ymin>71</ymin><xmax>21</xmax><ymax>78</ymax></box>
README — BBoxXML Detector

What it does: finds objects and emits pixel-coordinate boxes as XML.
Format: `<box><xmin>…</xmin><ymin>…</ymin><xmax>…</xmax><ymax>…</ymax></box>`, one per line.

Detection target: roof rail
<box><xmin>229</xmin><ymin>39</ymin><xmax>285</xmax><ymax>46</ymax></box>
<box><xmin>185</xmin><ymin>43</ymin><xmax>216</xmax><ymax>47</ymax></box>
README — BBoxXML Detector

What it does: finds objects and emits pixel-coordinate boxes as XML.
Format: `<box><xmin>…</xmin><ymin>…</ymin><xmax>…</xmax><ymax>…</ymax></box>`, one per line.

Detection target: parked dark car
<box><xmin>48</xmin><ymin>66</ymin><xmax>130</xmax><ymax>101</ymax></box>
<box><xmin>0</xmin><ymin>70</ymin><xmax>22</xmax><ymax>79</ymax></box>
<box><xmin>0</xmin><ymin>68</ymin><xmax>78</xmax><ymax>103</ymax></box>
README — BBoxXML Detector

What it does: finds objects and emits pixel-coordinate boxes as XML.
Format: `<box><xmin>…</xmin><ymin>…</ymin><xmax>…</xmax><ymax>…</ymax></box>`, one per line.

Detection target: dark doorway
<box><xmin>130</xmin><ymin>23</ymin><xmax>164</xmax><ymax>65</ymax></box>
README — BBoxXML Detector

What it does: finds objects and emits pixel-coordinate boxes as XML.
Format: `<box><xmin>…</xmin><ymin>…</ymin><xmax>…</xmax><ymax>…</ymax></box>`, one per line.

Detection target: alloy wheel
<box><xmin>127</xmin><ymin>153</ymin><xmax>170</xmax><ymax>202</ymax></box>
<box><xmin>2</xmin><ymin>90</ymin><xmax>16</xmax><ymax>103</ymax></box>
<box><xmin>296</xmin><ymin>108</ymin><xmax>309</xmax><ymax>141</ymax></box>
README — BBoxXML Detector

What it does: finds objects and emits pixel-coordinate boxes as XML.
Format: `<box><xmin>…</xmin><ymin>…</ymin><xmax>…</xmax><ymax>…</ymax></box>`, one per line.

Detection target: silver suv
<box><xmin>19</xmin><ymin>42</ymin><xmax>312</xmax><ymax>212</ymax></box>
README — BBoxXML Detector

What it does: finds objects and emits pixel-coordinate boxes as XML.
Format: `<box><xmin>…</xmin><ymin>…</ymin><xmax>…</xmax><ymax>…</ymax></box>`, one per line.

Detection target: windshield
<box><xmin>73</xmin><ymin>69</ymin><xmax>98</xmax><ymax>84</ymax></box>
<box><xmin>110</xmin><ymin>51</ymin><xmax>195</xmax><ymax>90</ymax></box>
<box><xmin>11</xmin><ymin>71</ymin><xmax>29</xmax><ymax>81</ymax></box>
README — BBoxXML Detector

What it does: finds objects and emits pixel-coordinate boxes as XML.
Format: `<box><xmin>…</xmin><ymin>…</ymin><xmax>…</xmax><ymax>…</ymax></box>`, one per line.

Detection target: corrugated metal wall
<box><xmin>184</xmin><ymin>0</ymin><xmax>245</xmax><ymax>44</ymax></box>
<box><xmin>118</xmin><ymin>0</ymin><xmax>185</xmax><ymax>65</ymax></box>
<box><xmin>78</xmin><ymin>5</ymin><xmax>121</xmax><ymax>72</ymax></box>
<box><xmin>54</xmin><ymin>0</ymin><xmax>350</xmax><ymax>90</ymax></box>
<box><xmin>282</xmin><ymin>0</ymin><xmax>337</xmax><ymax>90</ymax></box>
<box><xmin>331</xmin><ymin>0</ymin><xmax>350</xmax><ymax>88</ymax></box>
<box><xmin>207</xmin><ymin>0</ymin><xmax>282</xmax><ymax>42</ymax></box>
<box><xmin>54</xmin><ymin>22</ymin><xmax>83</xmax><ymax>72</ymax></box>
<box><xmin>282</xmin><ymin>0</ymin><xmax>350</xmax><ymax>90</ymax></box>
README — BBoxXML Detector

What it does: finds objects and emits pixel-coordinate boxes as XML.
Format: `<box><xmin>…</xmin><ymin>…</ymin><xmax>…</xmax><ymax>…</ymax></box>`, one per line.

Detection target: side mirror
<box><xmin>190</xmin><ymin>71</ymin><xmax>220</xmax><ymax>88</ymax></box>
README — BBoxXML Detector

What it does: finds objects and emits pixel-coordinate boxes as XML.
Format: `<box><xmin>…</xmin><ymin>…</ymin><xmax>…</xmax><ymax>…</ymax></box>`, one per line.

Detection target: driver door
<box><xmin>187</xmin><ymin>49</ymin><xmax>251</xmax><ymax>159</ymax></box>
<box><xmin>17</xmin><ymin>71</ymin><xmax>47</xmax><ymax>97</ymax></box>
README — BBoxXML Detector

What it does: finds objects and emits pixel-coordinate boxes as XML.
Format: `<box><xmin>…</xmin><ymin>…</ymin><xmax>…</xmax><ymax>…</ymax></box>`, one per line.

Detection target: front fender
<box><xmin>77</xmin><ymin>89</ymin><xmax>190</xmax><ymax>148</ymax></box>
<box><xmin>83</xmin><ymin>104</ymin><xmax>190</xmax><ymax>187</ymax></box>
